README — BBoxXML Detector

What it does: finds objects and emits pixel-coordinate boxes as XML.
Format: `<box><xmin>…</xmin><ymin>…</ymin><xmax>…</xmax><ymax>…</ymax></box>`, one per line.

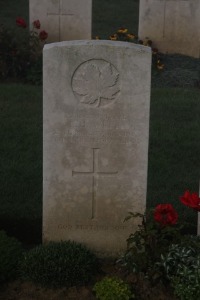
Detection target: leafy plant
<box><xmin>93</xmin><ymin>277</ymin><xmax>134</xmax><ymax>300</ymax></box>
<box><xmin>119</xmin><ymin>205</ymin><xmax>182</xmax><ymax>281</ymax></box>
<box><xmin>157</xmin><ymin>239</ymin><xmax>200</xmax><ymax>300</ymax></box>
<box><xmin>0</xmin><ymin>230</ymin><xmax>24</xmax><ymax>283</ymax></box>
<box><xmin>171</xmin><ymin>273</ymin><xmax>200</xmax><ymax>300</ymax></box>
<box><xmin>119</xmin><ymin>190</ymin><xmax>200</xmax><ymax>295</ymax></box>
<box><xmin>20</xmin><ymin>240</ymin><xmax>99</xmax><ymax>288</ymax></box>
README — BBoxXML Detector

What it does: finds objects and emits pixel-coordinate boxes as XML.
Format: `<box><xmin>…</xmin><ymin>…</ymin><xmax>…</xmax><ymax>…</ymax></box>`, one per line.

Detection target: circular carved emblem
<box><xmin>72</xmin><ymin>59</ymin><xmax>120</xmax><ymax>107</ymax></box>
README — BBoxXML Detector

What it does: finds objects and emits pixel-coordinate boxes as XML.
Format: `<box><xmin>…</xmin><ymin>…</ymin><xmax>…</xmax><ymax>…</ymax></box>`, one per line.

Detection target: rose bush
<box><xmin>0</xmin><ymin>17</ymin><xmax>48</xmax><ymax>83</ymax></box>
<box><xmin>119</xmin><ymin>191</ymin><xmax>199</xmax><ymax>282</ymax></box>
<box><xmin>119</xmin><ymin>204</ymin><xmax>181</xmax><ymax>280</ymax></box>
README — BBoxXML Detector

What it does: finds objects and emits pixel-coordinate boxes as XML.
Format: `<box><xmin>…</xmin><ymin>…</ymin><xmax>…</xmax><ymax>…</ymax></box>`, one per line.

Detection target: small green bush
<box><xmin>157</xmin><ymin>238</ymin><xmax>200</xmax><ymax>300</ymax></box>
<box><xmin>0</xmin><ymin>230</ymin><xmax>24</xmax><ymax>283</ymax></box>
<box><xmin>20</xmin><ymin>240</ymin><xmax>98</xmax><ymax>288</ymax></box>
<box><xmin>93</xmin><ymin>277</ymin><xmax>134</xmax><ymax>300</ymax></box>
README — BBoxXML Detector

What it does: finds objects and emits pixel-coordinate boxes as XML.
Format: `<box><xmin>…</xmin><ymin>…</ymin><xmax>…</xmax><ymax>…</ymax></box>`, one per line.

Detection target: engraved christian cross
<box><xmin>72</xmin><ymin>148</ymin><xmax>118</xmax><ymax>219</ymax></box>
<box><xmin>47</xmin><ymin>0</ymin><xmax>74</xmax><ymax>41</ymax></box>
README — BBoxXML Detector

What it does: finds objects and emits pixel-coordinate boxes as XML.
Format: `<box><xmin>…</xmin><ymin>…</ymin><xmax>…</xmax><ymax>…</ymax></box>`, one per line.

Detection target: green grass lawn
<box><xmin>148</xmin><ymin>88</ymin><xmax>200</xmax><ymax>232</ymax></box>
<box><xmin>0</xmin><ymin>84</ymin><xmax>42</xmax><ymax>243</ymax></box>
<box><xmin>0</xmin><ymin>0</ymin><xmax>199</xmax><ymax>243</ymax></box>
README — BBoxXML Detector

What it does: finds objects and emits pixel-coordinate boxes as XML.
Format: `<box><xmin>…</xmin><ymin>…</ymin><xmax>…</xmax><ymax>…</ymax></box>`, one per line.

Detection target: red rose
<box><xmin>180</xmin><ymin>190</ymin><xmax>200</xmax><ymax>211</ymax></box>
<box><xmin>33</xmin><ymin>19</ymin><xmax>41</xmax><ymax>29</ymax></box>
<box><xmin>154</xmin><ymin>204</ymin><xmax>178</xmax><ymax>226</ymax></box>
<box><xmin>16</xmin><ymin>17</ymin><xmax>27</xmax><ymax>28</ymax></box>
<box><xmin>39</xmin><ymin>30</ymin><xmax>48</xmax><ymax>41</ymax></box>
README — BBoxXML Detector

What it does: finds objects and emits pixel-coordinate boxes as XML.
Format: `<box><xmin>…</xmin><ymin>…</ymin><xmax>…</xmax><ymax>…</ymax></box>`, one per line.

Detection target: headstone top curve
<box><xmin>43</xmin><ymin>40</ymin><xmax>152</xmax><ymax>53</ymax></box>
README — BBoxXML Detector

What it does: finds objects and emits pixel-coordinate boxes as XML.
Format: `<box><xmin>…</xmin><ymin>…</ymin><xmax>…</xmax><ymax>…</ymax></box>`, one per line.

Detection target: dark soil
<box><xmin>0</xmin><ymin>260</ymin><xmax>177</xmax><ymax>300</ymax></box>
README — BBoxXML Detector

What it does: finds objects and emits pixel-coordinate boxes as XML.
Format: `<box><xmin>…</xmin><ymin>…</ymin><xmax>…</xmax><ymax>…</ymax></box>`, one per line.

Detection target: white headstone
<box><xmin>43</xmin><ymin>40</ymin><xmax>151</xmax><ymax>257</ymax></box>
<box><xmin>138</xmin><ymin>0</ymin><xmax>200</xmax><ymax>58</ymax></box>
<box><xmin>29</xmin><ymin>0</ymin><xmax>92</xmax><ymax>42</ymax></box>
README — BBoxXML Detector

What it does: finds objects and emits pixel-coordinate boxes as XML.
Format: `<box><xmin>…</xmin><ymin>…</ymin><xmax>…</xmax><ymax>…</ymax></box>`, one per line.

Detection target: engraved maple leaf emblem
<box><xmin>72</xmin><ymin>59</ymin><xmax>120</xmax><ymax>107</ymax></box>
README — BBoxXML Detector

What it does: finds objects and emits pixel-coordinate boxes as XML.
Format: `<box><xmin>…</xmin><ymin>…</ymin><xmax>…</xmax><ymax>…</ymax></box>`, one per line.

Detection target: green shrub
<box><xmin>157</xmin><ymin>238</ymin><xmax>200</xmax><ymax>300</ymax></box>
<box><xmin>0</xmin><ymin>230</ymin><xmax>24</xmax><ymax>283</ymax></box>
<box><xmin>20</xmin><ymin>240</ymin><xmax>99</xmax><ymax>288</ymax></box>
<box><xmin>93</xmin><ymin>277</ymin><xmax>134</xmax><ymax>300</ymax></box>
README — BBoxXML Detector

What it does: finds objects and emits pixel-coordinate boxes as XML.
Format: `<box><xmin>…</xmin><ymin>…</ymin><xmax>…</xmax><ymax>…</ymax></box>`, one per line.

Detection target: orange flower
<box><xmin>109</xmin><ymin>34</ymin><xmax>117</xmax><ymax>41</ymax></box>
<box><xmin>147</xmin><ymin>39</ymin><xmax>152</xmax><ymax>47</ymax></box>
<box><xmin>157</xmin><ymin>60</ymin><xmax>164</xmax><ymax>70</ymax></box>
<box><xmin>143</xmin><ymin>38</ymin><xmax>152</xmax><ymax>47</ymax></box>
<box><xmin>126</xmin><ymin>33</ymin><xmax>136</xmax><ymax>40</ymax></box>
<box><xmin>117</xmin><ymin>27</ymin><xmax>128</xmax><ymax>34</ymax></box>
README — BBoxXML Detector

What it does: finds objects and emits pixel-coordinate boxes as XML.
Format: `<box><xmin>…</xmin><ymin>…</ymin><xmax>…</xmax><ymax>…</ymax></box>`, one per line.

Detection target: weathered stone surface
<box><xmin>29</xmin><ymin>0</ymin><xmax>92</xmax><ymax>42</ymax></box>
<box><xmin>43</xmin><ymin>40</ymin><xmax>151</xmax><ymax>257</ymax></box>
<box><xmin>138</xmin><ymin>0</ymin><xmax>200</xmax><ymax>58</ymax></box>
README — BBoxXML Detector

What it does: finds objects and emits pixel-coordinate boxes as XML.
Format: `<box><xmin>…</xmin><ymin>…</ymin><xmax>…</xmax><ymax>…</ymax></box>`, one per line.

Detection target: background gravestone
<box><xmin>43</xmin><ymin>40</ymin><xmax>151</xmax><ymax>257</ymax></box>
<box><xmin>138</xmin><ymin>0</ymin><xmax>200</xmax><ymax>58</ymax></box>
<box><xmin>29</xmin><ymin>0</ymin><xmax>92</xmax><ymax>42</ymax></box>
